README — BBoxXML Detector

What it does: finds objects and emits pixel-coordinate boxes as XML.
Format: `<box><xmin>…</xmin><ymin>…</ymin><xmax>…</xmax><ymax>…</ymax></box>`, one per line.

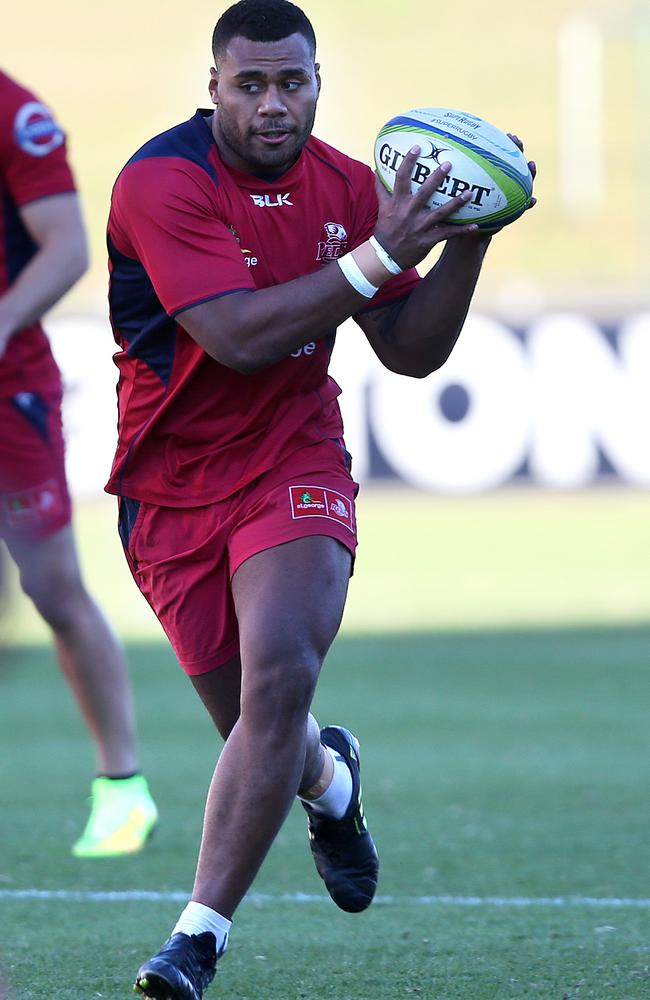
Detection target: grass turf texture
<box><xmin>2</xmin><ymin>624</ymin><xmax>649</xmax><ymax>999</ymax></box>
<box><xmin>4</xmin><ymin>488</ymin><xmax>650</xmax><ymax>644</ymax></box>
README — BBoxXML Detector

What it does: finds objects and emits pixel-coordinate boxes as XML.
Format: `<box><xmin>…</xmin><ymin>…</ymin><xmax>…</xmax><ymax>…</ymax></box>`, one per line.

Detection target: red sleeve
<box><xmin>0</xmin><ymin>73</ymin><xmax>76</xmax><ymax>206</ymax></box>
<box><xmin>109</xmin><ymin>157</ymin><xmax>256</xmax><ymax>317</ymax></box>
<box><xmin>349</xmin><ymin>160</ymin><xmax>421</xmax><ymax>312</ymax></box>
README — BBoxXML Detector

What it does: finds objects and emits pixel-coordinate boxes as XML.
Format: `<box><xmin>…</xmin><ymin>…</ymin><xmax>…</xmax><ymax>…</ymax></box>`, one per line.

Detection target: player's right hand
<box><xmin>373</xmin><ymin>146</ymin><xmax>479</xmax><ymax>270</ymax></box>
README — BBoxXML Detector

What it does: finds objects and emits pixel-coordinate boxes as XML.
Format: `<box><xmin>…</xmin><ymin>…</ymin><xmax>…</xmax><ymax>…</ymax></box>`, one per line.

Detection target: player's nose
<box><xmin>258</xmin><ymin>86</ymin><xmax>288</xmax><ymax>117</ymax></box>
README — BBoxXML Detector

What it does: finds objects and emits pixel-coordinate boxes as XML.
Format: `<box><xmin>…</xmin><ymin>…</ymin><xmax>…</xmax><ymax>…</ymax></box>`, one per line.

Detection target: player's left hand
<box><xmin>470</xmin><ymin>133</ymin><xmax>536</xmax><ymax>240</ymax></box>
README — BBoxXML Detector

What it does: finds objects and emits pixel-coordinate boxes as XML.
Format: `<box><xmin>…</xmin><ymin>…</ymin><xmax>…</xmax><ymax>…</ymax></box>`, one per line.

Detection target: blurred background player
<box><xmin>0</xmin><ymin>69</ymin><xmax>158</xmax><ymax>857</ymax></box>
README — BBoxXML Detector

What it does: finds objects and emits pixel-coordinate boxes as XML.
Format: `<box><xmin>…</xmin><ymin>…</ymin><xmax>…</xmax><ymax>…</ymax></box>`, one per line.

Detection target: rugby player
<box><xmin>105</xmin><ymin>2</ymin><xmax>535</xmax><ymax>996</ymax></box>
<box><xmin>0</xmin><ymin>70</ymin><xmax>158</xmax><ymax>857</ymax></box>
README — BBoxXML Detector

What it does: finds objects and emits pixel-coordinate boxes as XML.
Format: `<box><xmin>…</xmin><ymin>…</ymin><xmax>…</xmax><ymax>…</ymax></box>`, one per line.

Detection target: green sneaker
<box><xmin>72</xmin><ymin>774</ymin><xmax>158</xmax><ymax>857</ymax></box>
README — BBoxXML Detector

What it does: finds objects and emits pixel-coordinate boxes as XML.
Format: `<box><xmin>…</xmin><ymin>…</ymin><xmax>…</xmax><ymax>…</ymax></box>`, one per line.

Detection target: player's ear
<box><xmin>209</xmin><ymin>66</ymin><xmax>219</xmax><ymax>107</ymax></box>
<box><xmin>315</xmin><ymin>63</ymin><xmax>321</xmax><ymax>95</ymax></box>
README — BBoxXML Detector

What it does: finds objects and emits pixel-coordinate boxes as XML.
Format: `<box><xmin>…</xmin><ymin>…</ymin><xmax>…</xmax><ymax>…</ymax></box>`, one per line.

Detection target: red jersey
<box><xmin>0</xmin><ymin>71</ymin><xmax>76</xmax><ymax>394</ymax></box>
<box><xmin>106</xmin><ymin>110</ymin><xmax>420</xmax><ymax>505</ymax></box>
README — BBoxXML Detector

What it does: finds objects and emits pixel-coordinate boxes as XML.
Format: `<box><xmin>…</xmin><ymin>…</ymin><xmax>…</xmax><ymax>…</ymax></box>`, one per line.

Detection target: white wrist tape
<box><xmin>337</xmin><ymin>252</ymin><xmax>379</xmax><ymax>298</ymax></box>
<box><xmin>369</xmin><ymin>235</ymin><xmax>403</xmax><ymax>275</ymax></box>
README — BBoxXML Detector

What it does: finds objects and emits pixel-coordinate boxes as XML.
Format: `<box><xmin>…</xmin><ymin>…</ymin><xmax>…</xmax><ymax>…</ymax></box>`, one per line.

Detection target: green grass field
<box><xmin>2</xmin><ymin>490</ymin><xmax>650</xmax><ymax>999</ymax></box>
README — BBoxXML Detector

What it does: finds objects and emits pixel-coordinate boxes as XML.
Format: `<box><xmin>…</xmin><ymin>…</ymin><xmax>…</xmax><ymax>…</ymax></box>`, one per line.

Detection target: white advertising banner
<box><xmin>48</xmin><ymin>312</ymin><xmax>650</xmax><ymax>498</ymax></box>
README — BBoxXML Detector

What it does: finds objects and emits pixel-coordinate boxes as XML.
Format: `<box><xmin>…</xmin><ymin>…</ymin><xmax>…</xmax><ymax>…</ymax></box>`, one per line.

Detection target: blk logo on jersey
<box><xmin>288</xmin><ymin>485</ymin><xmax>354</xmax><ymax>532</ymax></box>
<box><xmin>250</xmin><ymin>193</ymin><xmax>293</xmax><ymax>207</ymax></box>
<box><xmin>13</xmin><ymin>101</ymin><xmax>64</xmax><ymax>157</ymax></box>
<box><xmin>317</xmin><ymin>222</ymin><xmax>348</xmax><ymax>261</ymax></box>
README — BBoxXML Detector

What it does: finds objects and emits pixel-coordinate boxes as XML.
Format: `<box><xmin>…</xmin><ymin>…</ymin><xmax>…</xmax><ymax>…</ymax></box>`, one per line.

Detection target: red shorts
<box><xmin>119</xmin><ymin>438</ymin><xmax>358</xmax><ymax>676</ymax></box>
<box><xmin>0</xmin><ymin>383</ymin><xmax>72</xmax><ymax>542</ymax></box>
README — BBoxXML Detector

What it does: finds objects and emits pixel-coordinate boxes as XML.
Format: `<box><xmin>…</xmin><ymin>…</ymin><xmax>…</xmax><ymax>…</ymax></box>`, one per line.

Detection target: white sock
<box><xmin>304</xmin><ymin>744</ymin><xmax>353</xmax><ymax>820</ymax></box>
<box><xmin>172</xmin><ymin>901</ymin><xmax>232</xmax><ymax>956</ymax></box>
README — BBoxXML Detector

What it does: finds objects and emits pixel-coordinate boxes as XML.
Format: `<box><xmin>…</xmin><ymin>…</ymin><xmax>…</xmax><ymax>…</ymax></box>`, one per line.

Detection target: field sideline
<box><xmin>2</xmin><ymin>488</ymin><xmax>649</xmax><ymax>998</ymax></box>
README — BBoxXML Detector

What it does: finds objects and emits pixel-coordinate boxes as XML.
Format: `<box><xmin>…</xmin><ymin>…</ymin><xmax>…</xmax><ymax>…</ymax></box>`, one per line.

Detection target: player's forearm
<box><xmin>0</xmin><ymin>234</ymin><xmax>88</xmax><ymax>347</ymax></box>
<box><xmin>179</xmin><ymin>262</ymin><xmax>371</xmax><ymax>374</ymax></box>
<box><xmin>373</xmin><ymin>236</ymin><xmax>491</xmax><ymax>378</ymax></box>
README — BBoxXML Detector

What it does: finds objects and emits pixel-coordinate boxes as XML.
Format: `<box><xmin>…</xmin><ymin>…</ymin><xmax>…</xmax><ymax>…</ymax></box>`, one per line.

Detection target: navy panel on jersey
<box><xmin>127</xmin><ymin>113</ymin><xmax>219</xmax><ymax>185</ymax></box>
<box><xmin>108</xmin><ymin>235</ymin><xmax>177</xmax><ymax>386</ymax></box>
<box><xmin>305</xmin><ymin>145</ymin><xmax>354</xmax><ymax>188</ymax></box>
<box><xmin>2</xmin><ymin>191</ymin><xmax>38</xmax><ymax>283</ymax></box>
<box><xmin>11</xmin><ymin>391</ymin><xmax>50</xmax><ymax>441</ymax></box>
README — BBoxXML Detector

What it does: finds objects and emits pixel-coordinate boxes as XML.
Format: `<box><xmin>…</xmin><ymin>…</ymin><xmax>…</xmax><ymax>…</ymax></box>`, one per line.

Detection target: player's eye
<box><xmin>283</xmin><ymin>80</ymin><xmax>302</xmax><ymax>91</ymax></box>
<box><xmin>240</xmin><ymin>82</ymin><xmax>261</xmax><ymax>93</ymax></box>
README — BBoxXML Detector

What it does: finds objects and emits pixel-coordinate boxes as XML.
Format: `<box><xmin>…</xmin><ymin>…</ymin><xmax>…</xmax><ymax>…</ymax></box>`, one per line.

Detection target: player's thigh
<box><xmin>232</xmin><ymin>534</ymin><xmax>352</xmax><ymax>673</ymax></box>
<box><xmin>0</xmin><ymin>390</ymin><xmax>72</xmax><ymax>550</ymax></box>
<box><xmin>121</xmin><ymin>498</ymin><xmax>241</xmax><ymax>677</ymax></box>
<box><xmin>191</xmin><ymin>654</ymin><xmax>242</xmax><ymax>740</ymax></box>
<box><xmin>6</xmin><ymin>523</ymin><xmax>84</xmax><ymax>608</ymax></box>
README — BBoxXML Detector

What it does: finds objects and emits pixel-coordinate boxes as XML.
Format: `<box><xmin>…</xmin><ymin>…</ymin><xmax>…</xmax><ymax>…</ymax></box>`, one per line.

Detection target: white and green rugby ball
<box><xmin>374</xmin><ymin>107</ymin><xmax>533</xmax><ymax>228</ymax></box>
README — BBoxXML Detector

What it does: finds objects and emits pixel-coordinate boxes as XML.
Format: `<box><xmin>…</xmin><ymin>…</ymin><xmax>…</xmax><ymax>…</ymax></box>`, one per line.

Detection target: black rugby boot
<box><xmin>133</xmin><ymin>931</ymin><xmax>217</xmax><ymax>1000</ymax></box>
<box><xmin>303</xmin><ymin>725</ymin><xmax>379</xmax><ymax>913</ymax></box>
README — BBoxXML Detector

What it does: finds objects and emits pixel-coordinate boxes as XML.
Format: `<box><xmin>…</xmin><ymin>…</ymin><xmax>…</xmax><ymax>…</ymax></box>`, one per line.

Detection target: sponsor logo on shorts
<box><xmin>288</xmin><ymin>485</ymin><xmax>354</xmax><ymax>532</ymax></box>
<box><xmin>0</xmin><ymin>479</ymin><xmax>63</xmax><ymax>529</ymax></box>
<box><xmin>14</xmin><ymin>101</ymin><xmax>64</xmax><ymax>157</ymax></box>
<box><xmin>329</xmin><ymin>497</ymin><xmax>349</xmax><ymax>518</ymax></box>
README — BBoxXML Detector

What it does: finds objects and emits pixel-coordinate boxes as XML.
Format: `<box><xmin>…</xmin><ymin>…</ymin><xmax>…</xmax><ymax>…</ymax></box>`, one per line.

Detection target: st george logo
<box><xmin>250</xmin><ymin>193</ymin><xmax>293</xmax><ymax>207</ymax></box>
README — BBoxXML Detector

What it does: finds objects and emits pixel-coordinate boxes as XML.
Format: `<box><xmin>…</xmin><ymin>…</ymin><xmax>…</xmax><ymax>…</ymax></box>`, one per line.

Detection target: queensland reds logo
<box><xmin>316</xmin><ymin>221</ymin><xmax>348</xmax><ymax>261</ymax></box>
<box><xmin>13</xmin><ymin>102</ymin><xmax>64</xmax><ymax>157</ymax></box>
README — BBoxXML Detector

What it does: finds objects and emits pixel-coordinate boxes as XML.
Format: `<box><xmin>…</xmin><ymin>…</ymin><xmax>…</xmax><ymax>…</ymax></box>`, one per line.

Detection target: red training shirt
<box><xmin>106</xmin><ymin>110</ymin><xmax>420</xmax><ymax>505</ymax></box>
<box><xmin>0</xmin><ymin>70</ymin><xmax>76</xmax><ymax>394</ymax></box>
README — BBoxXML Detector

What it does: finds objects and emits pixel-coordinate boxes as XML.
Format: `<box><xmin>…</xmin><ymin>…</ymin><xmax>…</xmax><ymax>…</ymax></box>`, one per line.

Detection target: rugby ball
<box><xmin>374</xmin><ymin>107</ymin><xmax>533</xmax><ymax>228</ymax></box>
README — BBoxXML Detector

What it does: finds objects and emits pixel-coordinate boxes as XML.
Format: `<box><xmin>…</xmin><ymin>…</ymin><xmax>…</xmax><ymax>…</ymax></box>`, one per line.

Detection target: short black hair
<box><xmin>212</xmin><ymin>0</ymin><xmax>317</xmax><ymax>63</ymax></box>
